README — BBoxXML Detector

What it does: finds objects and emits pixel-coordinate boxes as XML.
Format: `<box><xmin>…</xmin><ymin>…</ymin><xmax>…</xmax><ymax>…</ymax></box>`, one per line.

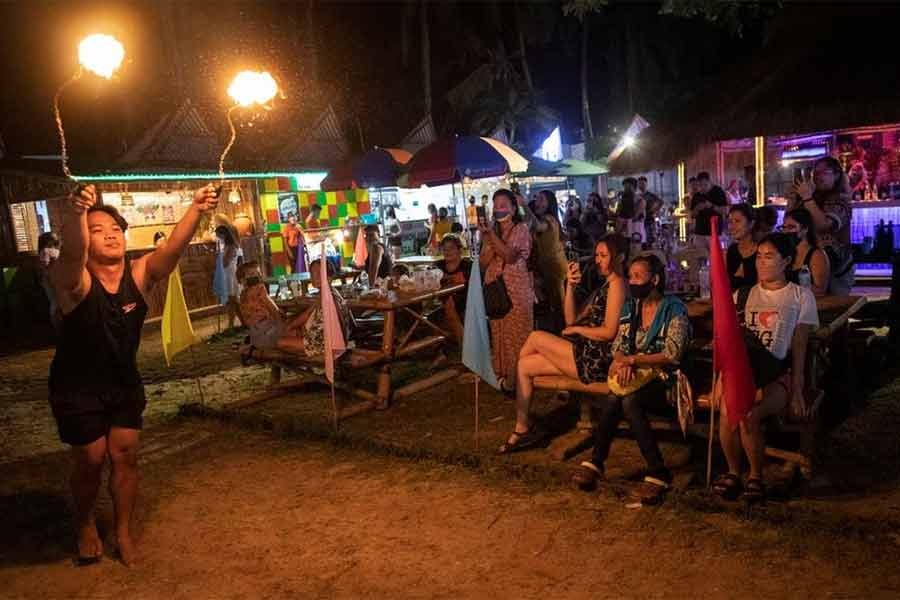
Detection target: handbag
<box><xmin>483</xmin><ymin>265</ymin><xmax>512</xmax><ymax>319</ymax></box>
<box><xmin>608</xmin><ymin>366</ymin><xmax>660</xmax><ymax>396</ymax></box>
<box><xmin>483</xmin><ymin>231</ymin><xmax>513</xmax><ymax>319</ymax></box>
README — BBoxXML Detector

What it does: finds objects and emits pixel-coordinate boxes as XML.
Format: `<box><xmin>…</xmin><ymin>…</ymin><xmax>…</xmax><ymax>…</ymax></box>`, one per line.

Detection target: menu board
<box><xmin>103</xmin><ymin>191</ymin><xmax>191</xmax><ymax>227</ymax></box>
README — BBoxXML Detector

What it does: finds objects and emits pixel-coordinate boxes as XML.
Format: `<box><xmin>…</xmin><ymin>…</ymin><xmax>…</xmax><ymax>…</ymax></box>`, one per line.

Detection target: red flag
<box><xmin>709</xmin><ymin>216</ymin><xmax>756</xmax><ymax>427</ymax></box>
<box><xmin>320</xmin><ymin>243</ymin><xmax>347</xmax><ymax>383</ymax></box>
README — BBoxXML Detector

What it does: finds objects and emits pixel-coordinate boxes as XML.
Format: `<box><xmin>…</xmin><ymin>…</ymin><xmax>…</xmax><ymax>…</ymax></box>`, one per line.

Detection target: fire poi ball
<box><xmin>227</xmin><ymin>71</ymin><xmax>278</xmax><ymax>107</ymax></box>
<box><xmin>78</xmin><ymin>34</ymin><xmax>125</xmax><ymax>79</ymax></box>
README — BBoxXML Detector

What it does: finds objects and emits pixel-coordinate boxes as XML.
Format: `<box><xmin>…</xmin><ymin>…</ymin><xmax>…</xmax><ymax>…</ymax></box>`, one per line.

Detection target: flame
<box><xmin>78</xmin><ymin>34</ymin><xmax>124</xmax><ymax>79</ymax></box>
<box><xmin>227</xmin><ymin>71</ymin><xmax>278</xmax><ymax>107</ymax></box>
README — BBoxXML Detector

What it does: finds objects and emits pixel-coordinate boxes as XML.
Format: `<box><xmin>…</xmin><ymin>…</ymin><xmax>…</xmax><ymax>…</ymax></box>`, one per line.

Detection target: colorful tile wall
<box><xmin>259</xmin><ymin>178</ymin><xmax>373</xmax><ymax>272</ymax></box>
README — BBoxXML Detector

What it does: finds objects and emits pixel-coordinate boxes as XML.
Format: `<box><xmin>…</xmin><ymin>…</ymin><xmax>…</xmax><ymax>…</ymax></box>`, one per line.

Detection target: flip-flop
<box><xmin>240</xmin><ymin>345</ymin><xmax>257</xmax><ymax>366</ymax></box>
<box><xmin>73</xmin><ymin>554</ymin><xmax>102</xmax><ymax>567</ymax></box>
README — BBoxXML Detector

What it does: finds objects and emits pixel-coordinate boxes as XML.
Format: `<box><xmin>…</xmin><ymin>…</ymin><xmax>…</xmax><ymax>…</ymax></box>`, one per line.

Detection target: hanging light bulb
<box><xmin>228</xmin><ymin>187</ymin><xmax>242</xmax><ymax>204</ymax></box>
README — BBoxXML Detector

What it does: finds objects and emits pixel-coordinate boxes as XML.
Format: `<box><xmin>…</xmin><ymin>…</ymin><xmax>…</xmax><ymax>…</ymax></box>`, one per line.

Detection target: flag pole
<box><xmin>330</xmin><ymin>378</ymin><xmax>340</xmax><ymax>433</ymax></box>
<box><xmin>474</xmin><ymin>376</ymin><xmax>480</xmax><ymax>450</ymax></box>
<box><xmin>707</xmin><ymin>364</ymin><xmax>717</xmax><ymax>488</ymax></box>
<box><xmin>188</xmin><ymin>343</ymin><xmax>206</xmax><ymax>409</ymax></box>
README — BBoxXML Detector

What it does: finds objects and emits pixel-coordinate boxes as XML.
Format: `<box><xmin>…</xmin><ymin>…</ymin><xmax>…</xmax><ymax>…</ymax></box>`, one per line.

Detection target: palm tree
<box><xmin>563</xmin><ymin>0</ymin><xmax>608</xmax><ymax>141</ymax></box>
<box><xmin>421</xmin><ymin>0</ymin><xmax>432</xmax><ymax>115</ymax></box>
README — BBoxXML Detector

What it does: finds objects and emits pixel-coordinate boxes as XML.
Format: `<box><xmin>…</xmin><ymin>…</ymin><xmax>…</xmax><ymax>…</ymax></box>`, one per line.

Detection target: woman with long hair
<box><xmin>213</xmin><ymin>224</ymin><xmax>242</xmax><ymax>329</ymax></box>
<box><xmin>713</xmin><ymin>233</ymin><xmax>819</xmax><ymax>504</ymax></box>
<box><xmin>788</xmin><ymin>156</ymin><xmax>853</xmax><ymax>295</ymax></box>
<box><xmin>525</xmin><ymin>190</ymin><xmax>568</xmax><ymax>330</ymax></box>
<box><xmin>572</xmin><ymin>254</ymin><xmax>691</xmax><ymax>504</ymax></box>
<box><xmin>783</xmin><ymin>208</ymin><xmax>831</xmax><ymax>297</ymax></box>
<box><xmin>479</xmin><ymin>189</ymin><xmax>534</xmax><ymax>393</ymax></box>
<box><xmin>499</xmin><ymin>235</ymin><xmax>627</xmax><ymax>453</ymax></box>
<box><xmin>726</xmin><ymin>203</ymin><xmax>758</xmax><ymax>291</ymax></box>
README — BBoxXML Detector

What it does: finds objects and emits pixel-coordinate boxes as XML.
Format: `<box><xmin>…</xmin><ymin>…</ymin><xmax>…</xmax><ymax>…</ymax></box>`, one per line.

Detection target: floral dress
<box><xmin>484</xmin><ymin>223</ymin><xmax>533</xmax><ymax>383</ymax></box>
<box><xmin>572</xmin><ymin>283</ymin><xmax>615</xmax><ymax>384</ymax></box>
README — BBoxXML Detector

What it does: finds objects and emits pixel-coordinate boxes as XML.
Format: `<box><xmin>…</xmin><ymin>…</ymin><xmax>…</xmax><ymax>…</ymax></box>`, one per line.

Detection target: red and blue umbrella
<box><xmin>321</xmin><ymin>147</ymin><xmax>412</xmax><ymax>191</ymax></box>
<box><xmin>405</xmin><ymin>136</ymin><xmax>528</xmax><ymax>187</ymax></box>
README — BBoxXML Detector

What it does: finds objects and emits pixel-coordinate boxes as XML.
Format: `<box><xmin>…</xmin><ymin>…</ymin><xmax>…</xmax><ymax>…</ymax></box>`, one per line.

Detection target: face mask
<box><xmin>630</xmin><ymin>281</ymin><xmax>655</xmax><ymax>299</ymax></box>
<box><xmin>41</xmin><ymin>248</ymin><xmax>60</xmax><ymax>262</ymax></box>
<box><xmin>494</xmin><ymin>210</ymin><xmax>511</xmax><ymax>222</ymax></box>
<box><xmin>245</xmin><ymin>276</ymin><xmax>261</xmax><ymax>286</ymax></box>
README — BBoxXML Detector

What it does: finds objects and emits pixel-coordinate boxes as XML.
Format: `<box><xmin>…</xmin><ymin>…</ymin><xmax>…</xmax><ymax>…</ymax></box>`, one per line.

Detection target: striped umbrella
<box><xmin>405</xmin><ymin>136</ymin><xmax>528</xmax><ymax>187</ymax></box>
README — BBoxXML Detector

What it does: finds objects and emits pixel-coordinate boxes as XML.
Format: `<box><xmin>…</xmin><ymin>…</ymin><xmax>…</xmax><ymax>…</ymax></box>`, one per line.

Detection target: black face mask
<box><xmin>630</xmin><ymin>281</ymin><xmax>655</xmax><ymax>299</ymax></box>
<box><xmin>245</xmin><ymin>276</ymin><xmax>262</xmax><ymax>286</ymax></box>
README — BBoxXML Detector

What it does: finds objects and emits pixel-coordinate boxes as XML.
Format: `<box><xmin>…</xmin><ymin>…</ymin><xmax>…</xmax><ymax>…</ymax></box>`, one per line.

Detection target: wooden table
<box><xmin>266</xmin><ymin>268</ymin><xmax>362</xmax><ymax>296</ymax></box>
<box><xmin>395</xmin><ymin>255</ymin><xmax>443</xmax><ymax>268</ymax></box>
<box><xmin>278</xmin><ymin>283</ymin><xmax>466</xmax><ymax>410</ymax></box>
<box><xmin>687</xmin><ymin>295</ymin><xmax>867</xmax><ymax>342</ymax></box>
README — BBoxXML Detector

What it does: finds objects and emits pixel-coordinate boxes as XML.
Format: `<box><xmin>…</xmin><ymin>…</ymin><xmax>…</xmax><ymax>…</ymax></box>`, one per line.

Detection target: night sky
<box><xmin>0</xmin><ymin>1</ymin><xmax>763</xmax><ymax>166</ymax></box>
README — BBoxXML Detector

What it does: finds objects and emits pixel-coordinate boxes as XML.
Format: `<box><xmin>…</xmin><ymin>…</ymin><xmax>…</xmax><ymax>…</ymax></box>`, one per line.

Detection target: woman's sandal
<box><xmin>497</xmin><ymin>428</ymin><xmax>543</xmax><ymax>454</ymax></box>
<box><xmin>741</xmin><ymin>478</ymin><xmax>767</xmax><ymax>505</ymax></box>
<box><xmin>572</xmin><ymin>461</ymin><xmax>603</xmax><ymax>491</ymax></box>
<box><xmin>497</xmin><ymin>377</ymin><xmax>516</xmax><ymax>397</ymax></box>
<box><xmin>712</xmin><ymin>473</ymin><xmax>743</xmax><ymax>501</ymax></box>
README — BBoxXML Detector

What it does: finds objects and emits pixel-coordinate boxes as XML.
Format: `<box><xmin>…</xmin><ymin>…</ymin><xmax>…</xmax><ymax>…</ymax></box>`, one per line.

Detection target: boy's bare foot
<box><xmin>116</xmin><ymin>533</ymin><xmax>140</xmax><ymax>567</ymax></box>
<box><xmin>76</xmin><ymin>520</ymin><xmax>103</xmax><ymax>564</ymax></box>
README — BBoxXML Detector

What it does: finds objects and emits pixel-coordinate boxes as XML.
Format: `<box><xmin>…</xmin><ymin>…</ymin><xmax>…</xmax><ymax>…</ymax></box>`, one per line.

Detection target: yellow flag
<box><xmin>162</xmin><ymin>265</ymin><xmax>197</xmax><ymax>366</ymax></box>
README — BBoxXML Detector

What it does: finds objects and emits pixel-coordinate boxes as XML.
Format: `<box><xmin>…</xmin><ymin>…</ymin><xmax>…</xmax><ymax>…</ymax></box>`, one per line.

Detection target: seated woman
<box><xmin>361</xmin><ymin>225</ymin><xmax>393</xmax><ymax>283</ymax></box>
<box><xmin>434</xmin><ymin>234</ymin><xmax>472</xmax><ymax>343</ymax></box>
<box><xmin>571</xmin><ymin>254</ymin><xmax>692</xmax><ymax>504</ymax></box>
<box><xmin>726</xmin><ymin>203</ymin><xmax>758</xmax><ymax>291</ymax></box>
<box><xmin>782</xmin><ymin>208</ymin><xmax>831</xmax><ymax>297</ymax></box>
<box><xmin>714</xmin><ymin>233</ymin><xmax>819</xmax><ymax>504</ymax></box>
<box><xmin>238</xmin><ymin>259</ymin><xmax>351</xmax><ymax>363</ymax></box>
<box><xmin>498</xmin><ymin>235</ymin><xmax>628</xmax><ymax>453</ymax></box>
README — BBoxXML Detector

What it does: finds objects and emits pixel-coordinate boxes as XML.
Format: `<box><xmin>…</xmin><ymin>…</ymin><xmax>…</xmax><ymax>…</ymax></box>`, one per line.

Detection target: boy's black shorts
<box><xmin>49</xmin><ymin>385</ymin><xmax>147</xmax><ymax>446</ymax></box>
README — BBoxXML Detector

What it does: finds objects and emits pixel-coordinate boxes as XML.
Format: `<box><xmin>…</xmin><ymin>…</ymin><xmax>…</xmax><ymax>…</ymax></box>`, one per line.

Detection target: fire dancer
<box><xmin>48</xmin><ymin>183</ymin><xmax>219</xmax><ymax>566</ymax></box>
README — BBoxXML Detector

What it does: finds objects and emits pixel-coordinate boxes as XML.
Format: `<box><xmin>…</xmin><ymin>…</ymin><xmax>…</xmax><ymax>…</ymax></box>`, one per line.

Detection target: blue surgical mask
<box><xmin>494</xmin><ymin>209</ymin><xmax>511</xmax><ymax>222</ymax></box>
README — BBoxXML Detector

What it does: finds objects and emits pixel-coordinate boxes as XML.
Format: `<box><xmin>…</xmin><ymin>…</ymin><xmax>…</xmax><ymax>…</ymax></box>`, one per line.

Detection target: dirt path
<box><xmin>2</xmin><ymin>421</ymin><xmax>898</xmax><ymax>599</ymax></box>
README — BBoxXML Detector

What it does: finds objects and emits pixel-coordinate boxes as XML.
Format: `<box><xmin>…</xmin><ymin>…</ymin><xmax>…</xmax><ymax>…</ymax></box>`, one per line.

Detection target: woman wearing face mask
<box><xmin>479</xmin><ymin>189</ymin><xmax>534</xmax><ymax>393</ymax></box>
<box><xmin>572</xmin><ymin>254</ymin><xmax>691</xmax><ymax>504</ymax></box>
<box><xmin>783</xmin><ymin>208</ymin><xmax>830</xmax><ymax>297</ymax></box>
<box><xmin>726</xmin><ymin>203</ymin><xmax>758</xmax><ymax>291</ymax></box>
<box><xmin>498</xmin><ymin>235</ymin><xmax>627</xmax><ymax>453</ymax></box>
<box><xmin>524</xmin><ymin>190</ymin><xmax>567</xmax><ymax>331</ymax></box>
<box><xmin>788</xmin><ymin>156</ymin><xmax>853</xmax><ymax>295</ymax></box>
<box><xmin>713</xmin><ymin>233</ymin><xmax>819</xmax><ymax>504</ymax></box>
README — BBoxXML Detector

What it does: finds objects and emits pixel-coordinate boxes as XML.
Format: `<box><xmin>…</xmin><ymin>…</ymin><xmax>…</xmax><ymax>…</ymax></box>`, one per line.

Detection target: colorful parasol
<box><xmin>321</xmin><ymin>147</ymin><xmax>412</xmax><ymax>191</ymax></box>
<box><xmin>405</xmin><ymin>136</ymin><xmax>528</xmax><ymax>187</ymax></box>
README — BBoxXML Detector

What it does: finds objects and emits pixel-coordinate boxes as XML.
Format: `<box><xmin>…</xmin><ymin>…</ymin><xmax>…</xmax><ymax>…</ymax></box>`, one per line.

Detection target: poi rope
<box><xmin>218</xmin><ymin>105</ymin><xmax>239</xmax><ymax>185</ymax></box>
<box><xmin>52</xmin><ymin>68</ymin><xmax>84</xmax><ymax>180</ymax></box>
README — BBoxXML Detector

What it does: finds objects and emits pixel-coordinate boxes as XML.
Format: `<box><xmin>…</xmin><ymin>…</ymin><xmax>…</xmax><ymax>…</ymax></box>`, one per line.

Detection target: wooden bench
<box><xmin>532</xmin><ymin>369</ymin><xmax>826</xmax><ymax>475</ymax></box>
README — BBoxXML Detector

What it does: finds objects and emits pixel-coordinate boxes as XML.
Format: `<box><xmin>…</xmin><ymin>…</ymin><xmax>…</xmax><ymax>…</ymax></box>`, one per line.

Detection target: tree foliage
<box><xmin>659</xmin><ymin>0</ymin><xmax>778</xmax><ymax>36</ymax></box>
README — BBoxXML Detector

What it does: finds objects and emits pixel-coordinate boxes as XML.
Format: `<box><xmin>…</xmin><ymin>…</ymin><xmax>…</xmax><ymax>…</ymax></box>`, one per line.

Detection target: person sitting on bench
<box><xmin>238</xmin><ymin>259</ymin><xmax>349</xmax><ymax>363</ymax></box>
<box><xmin>572</xmin><ymin>254</ymin><xmax>691</xmax><ymax>505</ymax></box>
<box><xmin>498</xmin><ymin>234</ymin><xmax>628</xmax><ymax>454</ymax></box>
<box><xmin>713</xmin><ymin>233</ymin><xmax>818</xmax><ymax>505</ymax></box>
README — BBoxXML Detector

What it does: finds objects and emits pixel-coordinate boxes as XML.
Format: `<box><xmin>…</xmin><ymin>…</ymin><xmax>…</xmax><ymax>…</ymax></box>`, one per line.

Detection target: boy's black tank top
<box><xmin>49</xmin><ymin>263</ymin><xmax>148</xmax><ymax>393</ymax></box>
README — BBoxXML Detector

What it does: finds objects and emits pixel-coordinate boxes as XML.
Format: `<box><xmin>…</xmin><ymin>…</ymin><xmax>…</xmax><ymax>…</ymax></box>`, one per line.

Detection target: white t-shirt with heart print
<box><xmin>736</xmin><ymin>282</ymin><xmax>819</xmax><ymax>360</ymax></box>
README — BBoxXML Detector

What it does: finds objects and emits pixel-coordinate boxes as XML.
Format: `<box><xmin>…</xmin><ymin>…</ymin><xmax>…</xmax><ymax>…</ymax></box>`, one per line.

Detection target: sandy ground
<box><xmin>2</xmin><ymin>421</ymin><xmax>899</xmax><ymax>600</ymax></box>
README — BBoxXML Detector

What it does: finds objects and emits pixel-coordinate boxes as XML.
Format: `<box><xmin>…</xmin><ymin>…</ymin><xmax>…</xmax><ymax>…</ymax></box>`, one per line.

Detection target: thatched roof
<box><xmin>116</xmin><ymin>98</ymin><xmax>219</xmax><ymax>169</ymax></box>
<box><xmin>610</xmin><ymin>4</ymin><xmax>900</xmax><ymax>174</ymax></box>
